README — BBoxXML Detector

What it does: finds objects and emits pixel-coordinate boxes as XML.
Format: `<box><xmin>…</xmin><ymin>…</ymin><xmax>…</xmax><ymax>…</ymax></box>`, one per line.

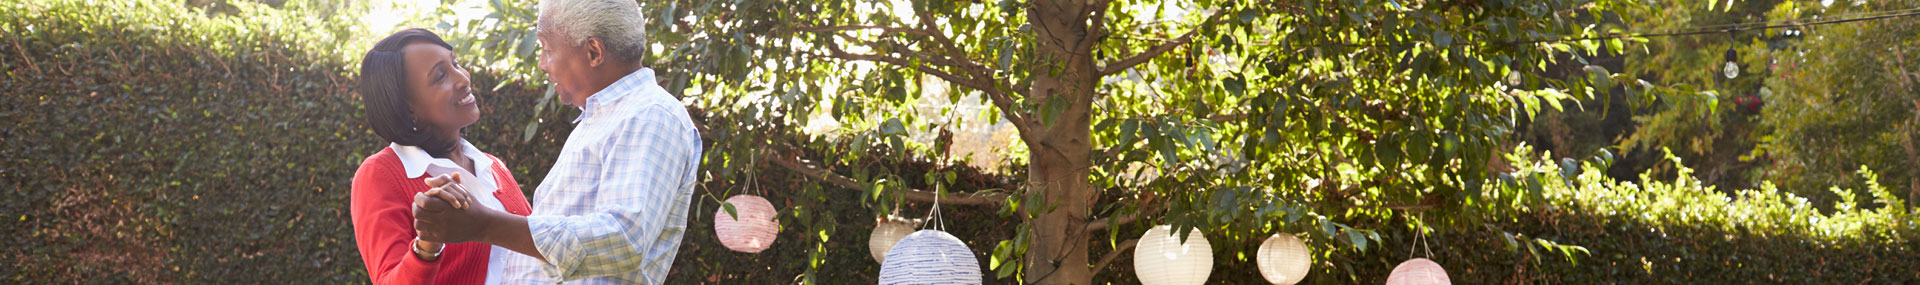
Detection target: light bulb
<box><xmin>1723</xmin><ymin>61</ymin><xmax>1739</xmax><ymax>79</ymax></box>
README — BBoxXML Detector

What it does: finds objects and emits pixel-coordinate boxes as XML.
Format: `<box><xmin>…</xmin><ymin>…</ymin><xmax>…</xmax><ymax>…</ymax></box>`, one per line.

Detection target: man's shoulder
<box><xmin>607</xmin><ymin>87</ymin><xmax>693</xmax><ymax>128</ymax></box>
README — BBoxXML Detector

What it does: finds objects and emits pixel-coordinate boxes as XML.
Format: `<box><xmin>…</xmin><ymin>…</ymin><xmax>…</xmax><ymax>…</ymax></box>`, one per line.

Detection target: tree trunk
<box><xmin>1023</xmin><ymin>1</ymin><xmax>1098</xmax><ymax>284</ymax></box>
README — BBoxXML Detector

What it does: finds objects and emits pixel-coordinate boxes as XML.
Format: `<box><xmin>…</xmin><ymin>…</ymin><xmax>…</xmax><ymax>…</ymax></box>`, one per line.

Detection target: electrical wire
<box><xmin>1514</xmin><ymin>8</ymin><xmax>1920</xmax><ymax>44</ymax></box>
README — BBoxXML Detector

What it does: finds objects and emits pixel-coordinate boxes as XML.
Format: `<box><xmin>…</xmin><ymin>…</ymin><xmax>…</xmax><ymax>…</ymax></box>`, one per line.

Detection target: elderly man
<box><xmin>408</xmin><ymin>0</ymin><xmax>701</xmax><ymax>283</ymax></box>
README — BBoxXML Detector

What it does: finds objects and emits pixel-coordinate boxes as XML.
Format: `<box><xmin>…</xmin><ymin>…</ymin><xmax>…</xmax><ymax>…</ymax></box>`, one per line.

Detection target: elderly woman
<box><xmin>349</xmin><ymin>28</ymin><xmax>533</xmax><ymax>284</ymax></box>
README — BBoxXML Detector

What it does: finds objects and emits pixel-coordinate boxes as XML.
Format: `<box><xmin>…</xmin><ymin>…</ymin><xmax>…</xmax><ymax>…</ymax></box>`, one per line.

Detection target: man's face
<box><xmin>536</xmin><ymin>26</ymin><xmax>595</xmax><ymax>107</ymax></box>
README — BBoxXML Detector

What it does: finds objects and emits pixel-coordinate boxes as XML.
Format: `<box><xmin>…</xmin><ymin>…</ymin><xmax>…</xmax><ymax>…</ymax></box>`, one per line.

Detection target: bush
<box><xmin>0</xmin><ymin>0</ymin><xmax>574</xmax><ymax>282</ymax></box>
<box><xmin>1398</xmin><ymin>145</ymin><xmax>1919</xmax><ymax>283</ymax></box>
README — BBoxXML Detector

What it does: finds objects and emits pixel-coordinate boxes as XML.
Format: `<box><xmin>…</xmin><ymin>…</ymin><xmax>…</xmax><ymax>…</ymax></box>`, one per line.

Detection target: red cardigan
<box><xmin>351</xmin><ymin>147</ymin><xmax>533</xmax><ymax>284</ymax></box>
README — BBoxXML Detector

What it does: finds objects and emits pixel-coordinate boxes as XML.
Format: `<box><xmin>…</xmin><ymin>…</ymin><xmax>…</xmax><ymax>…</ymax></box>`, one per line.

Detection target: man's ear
<box><xmin>583</xmin><ymin>37</ymin><xmax>605</xmax><ymax>68</ymax></box>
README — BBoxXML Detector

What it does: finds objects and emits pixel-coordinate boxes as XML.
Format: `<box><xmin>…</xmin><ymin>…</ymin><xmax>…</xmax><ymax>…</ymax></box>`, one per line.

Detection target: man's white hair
<box><xmin>538</xmin><ymin>0</ymin><xmax>648</xmax><ymax>64</ymax></box>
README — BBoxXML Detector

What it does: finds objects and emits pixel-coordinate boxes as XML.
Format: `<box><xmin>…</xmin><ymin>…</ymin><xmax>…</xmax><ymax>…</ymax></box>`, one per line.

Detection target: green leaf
<box><xmin>1701</xmin><ymin>91</ymin><xmax>1719</xmax><ymax>114</ymax></box>
<box><xmin>990</xmin><ymin>240</ymin><xmax>1012</xmax><ymax>269</ymax></box>
<box><xmin>1039</xmin><ymin>96</ymin><xmax>1067</xmax><ymax>129</ymax></box>
<box><xmin>998</xmin><ymin>41</ymin><xmax>1015</xmax><ymax>71</ymax></box>
<box><xmin>1345</xmin><ymin>227</ymin><xmax>1367</xmax><ymax>251</ymax></box>
<box><xmin>1502</xmin><ymin>232</ymin><xmax>1520</xmax><ymax>251</ymax></box>
<box><xmin>1405</xmin><ymin>133</ymin><xmax>1431</xmax><ymax>163</ymax></box>
<box><xmin>1375</xmin><ymin>133</ymin><xmax>1402</xmax><ymax>167</ymax></box>
<box><xmin>520</xmin><ymin>120</ymin><xmax>540</xmax><ymax>143</ymax></box>
<box><xmin>721</xmin><ymin>201</ymin><xmax>740</xmax><ymax>221</ymax></box>
<box><xmin>1116</xmin><ymin>119</ymin><xmax>1140</xmax><ymax>149</ymax></box>
<box><xmin>879</xmin><ymin>118</ymin><xmax>907</xmax><ymax>136</ymax></box>
<box><xmin>516</xmin><ymin>31</ymin><xmax>538</xmax><ymax>58</ymax></box>
<box><xmin>1223</xmin><ymin>75</ymin><xmax>1246</xmax><ymax>95</ymax></box>
<box><xmin>1433</xmin><ymin>30</ymin><xmax>1453</xmax><ymax>49</ymax></box>
<box><xmin>1583</xmin><ymin>65</ymin><xmax>1612</xmax><ymax>89</ymax></box>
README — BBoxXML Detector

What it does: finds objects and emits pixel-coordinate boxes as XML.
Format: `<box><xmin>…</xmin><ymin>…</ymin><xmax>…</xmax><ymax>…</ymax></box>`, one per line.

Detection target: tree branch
<box><xmin>803</xmin><ymin>24</ymin><xmax>999</xmax><ymax>76</ymax></box>
<box><xmin>767</xmin><ymin>153</ymin><xmax>1008</xmax><ymax>206</ymax></box>
<box><xmin>822</xmin><ymin>43</ymin><xmax>991</xmax><ymax>96</ymax></box>
<box><xmin>687</xmin><ymin>116</ymin><xmax>1007</xmax><ymax>207</ymax></box>
<box><xmin>1383</xmin><ymin>204</ymin><xmax>1438</xmax><ymax>210</ymax></box>
<box><xmin>1086</xmin><ymin>202</ymin><xmax>1159</xmax><ymax>232</ymax></box>
<box><xmin>800</xmin><ymin>20</ymin><xmax>1041</xmax><ymax>149</ymax></box>
<box><xmin>914</xmin><ymin>13</ymin><xmax>972</xmax><ymax>64</ymax></box>
<box><xmin>795</xmin><ymin>25</ymin><xmax>938</xmax><ymax>38</ymax></box>
<box><xmin>819</xmin><ymin>40</ymin><xmax>1037</xmax><ymax>142</ymax></box>
<box><xmin>1075</xmin><ymin>0</ymin><xmax>1115</xmax><ymax>55</ymax></box>
<box><xmin>1088</xmin><ymin>239</ymin><xmax>1139</xmax><ymax>276</ymax></box>
<box><xmin>1097</xmin><ymin>8</ymin><xmax>1232</xmax><ymax>76</ymax></box>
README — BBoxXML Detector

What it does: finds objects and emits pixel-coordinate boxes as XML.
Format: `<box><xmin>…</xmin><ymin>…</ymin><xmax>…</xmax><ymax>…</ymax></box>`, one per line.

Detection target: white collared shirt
<box><xmin>389</xmin><ymin>139</ymin><xmax>508</xmax><ymax>285</ymax></box>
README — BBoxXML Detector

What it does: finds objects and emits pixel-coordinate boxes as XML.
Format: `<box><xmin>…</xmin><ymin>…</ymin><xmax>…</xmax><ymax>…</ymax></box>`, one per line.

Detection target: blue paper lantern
<box><xmin>877</xmin><ymin>230</ymin><xmax>981</xmax><ymax>285</ymax></box>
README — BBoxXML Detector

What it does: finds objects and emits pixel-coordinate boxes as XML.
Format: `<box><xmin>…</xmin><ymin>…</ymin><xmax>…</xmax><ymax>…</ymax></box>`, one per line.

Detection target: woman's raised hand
<box><xmin>420</xmin><ymin>173</ymin><xmax>471</xmax><ymax>210</ymax></box>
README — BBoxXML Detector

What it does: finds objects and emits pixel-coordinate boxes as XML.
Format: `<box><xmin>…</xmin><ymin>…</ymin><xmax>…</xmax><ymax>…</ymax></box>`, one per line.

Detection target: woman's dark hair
<box><xmin>360</xmin><ymin>28</ymin><xmax>459</xmax><ymax>157</ymax></box>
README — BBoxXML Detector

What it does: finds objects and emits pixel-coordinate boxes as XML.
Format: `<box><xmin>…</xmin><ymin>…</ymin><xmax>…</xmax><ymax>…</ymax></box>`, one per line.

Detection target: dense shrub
<box><xmin>1385</xmin><ymin>146</ymin><xmax>1920</xmax><ymax>283</ymax></box>
<box><xmin>0</xmin><ymin>0</ymin><xmax>575</xmax><ymax>282</ymax></box>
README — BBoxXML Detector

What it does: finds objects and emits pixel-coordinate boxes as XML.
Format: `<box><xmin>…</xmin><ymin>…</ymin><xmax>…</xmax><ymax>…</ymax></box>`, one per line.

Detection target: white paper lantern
<box><xmin>1134</xmin><ymin>225</ymin><xmax>1213</xmax><ymax>285</ymax></box>
<box><xmin>878</xmin><ymin>230</ymin><xmax>982</xmax><ymax>285</ymax></box>
<box><xmin>1385</xmin><ymin>258</ymin><xmax>1450</xmax><ymax>285</ymax></box>
<box><xmin>1257</xmin><ymin>233</ymin><xmax>1312</xmax><ymax>284</ymax></box>
<box><xmin>869</xmin><ymin>217</ymin><xmax>918</xmax><ymax>262</ymax></box>
<box><xmin>713</xmin><ymin>195</ymin><xmax>778</xmax><ymax>253</ymax></box>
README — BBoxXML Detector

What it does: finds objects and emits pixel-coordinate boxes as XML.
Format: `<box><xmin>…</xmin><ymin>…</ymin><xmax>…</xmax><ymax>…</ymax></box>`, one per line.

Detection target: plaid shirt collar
<box><xmin>572</xmin><ymin>68</ymin><xmax>657</xmax><ymax>124</ymax></box>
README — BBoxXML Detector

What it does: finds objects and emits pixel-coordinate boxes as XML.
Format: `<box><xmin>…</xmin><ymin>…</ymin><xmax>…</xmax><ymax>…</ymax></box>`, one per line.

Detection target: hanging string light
<box><xmin>1723</xmin><ymin>36</ymin><xmax>1741</xmax><ymax>79</ymax></box>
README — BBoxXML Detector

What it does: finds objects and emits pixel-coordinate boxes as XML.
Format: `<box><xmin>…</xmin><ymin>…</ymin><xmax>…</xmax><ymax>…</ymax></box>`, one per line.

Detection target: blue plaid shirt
<box><xmin>498</xmin><ymin>68</ymin><xmax>702</xmax><ymax>284</ymax></box>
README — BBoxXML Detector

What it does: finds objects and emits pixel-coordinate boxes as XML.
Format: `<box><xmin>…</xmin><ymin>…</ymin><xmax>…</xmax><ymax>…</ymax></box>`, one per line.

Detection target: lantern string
<box><xmin>743</xmin><ymin>147</ymin><xmax>762</xmax><ymax>196</ymax></box>
<box><xmin>1422</xmin><ymin>231</ymin><xmax>1434</xmax><ymax>259</ymax></box>
<box><xmin>1407</xmin><ymin>226</ymin><xmax>1421</xmax><ymax>259</ymax></box>
<box><xmin>1408</xmin><ymin>214</ymin><xmax>1435</xmax><ymax>260</ymax></box>
<box><xmin>924</xmin><ymin>186</ymin><xmax>947</xmax><ymax>231</ymax></box>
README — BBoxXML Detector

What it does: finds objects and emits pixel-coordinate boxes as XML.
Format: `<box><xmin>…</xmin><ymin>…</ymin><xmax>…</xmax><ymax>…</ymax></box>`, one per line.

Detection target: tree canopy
<box><xmin>406</xmin><ymin>0</ymin><xmax>1916</xmax><ymax>282</ymax></box>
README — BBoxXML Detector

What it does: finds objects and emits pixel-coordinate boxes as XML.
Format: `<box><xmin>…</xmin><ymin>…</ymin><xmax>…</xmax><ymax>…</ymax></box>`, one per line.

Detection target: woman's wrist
<box><xmin>412</xmin><ymin>238</ymin><xmax>444</xmax><ymax>262</ymax></box>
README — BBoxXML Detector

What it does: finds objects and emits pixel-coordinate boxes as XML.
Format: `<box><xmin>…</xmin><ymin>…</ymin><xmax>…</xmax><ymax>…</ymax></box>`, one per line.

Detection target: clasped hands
<box><xmin>412</xmin><ymin>173</ymin><xmax>501</xmax><ymax>244</ymax></box>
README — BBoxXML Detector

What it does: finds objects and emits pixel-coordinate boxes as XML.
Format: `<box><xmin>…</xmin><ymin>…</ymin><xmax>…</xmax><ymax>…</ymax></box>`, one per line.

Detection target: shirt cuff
<box><xmin>395</xmin><ymin>245</ymin><xmax>443</xmax><ymax>284</ymax></box>
<box><xmin>526</xmin><ymin>215</ymin><xmax>574</xmax><ymax>281</ymax></box>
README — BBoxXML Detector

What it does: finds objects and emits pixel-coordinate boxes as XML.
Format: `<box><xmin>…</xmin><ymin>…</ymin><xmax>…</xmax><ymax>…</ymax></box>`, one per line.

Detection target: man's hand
<box><xmin>413</xmin><ymin>173</ymin><xmax>497</xmax><ymax>244</ymax></box>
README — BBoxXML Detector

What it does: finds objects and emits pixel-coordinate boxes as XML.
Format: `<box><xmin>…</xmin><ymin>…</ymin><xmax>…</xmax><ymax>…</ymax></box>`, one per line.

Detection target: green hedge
<box><xmin>4</xmin><ymin>0</ymin><xmax>1915</xmax><ymax>283</ymax></box>
<box><xmin>0</xmin><ymin>0</ymin><xmax>576</xmax><ymax>282</ymax></box>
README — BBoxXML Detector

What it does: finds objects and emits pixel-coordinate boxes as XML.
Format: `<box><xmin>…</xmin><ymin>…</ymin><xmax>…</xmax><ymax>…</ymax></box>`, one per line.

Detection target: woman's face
<box><xmin>401</xmin><ymin>42</ymin><xmax>479</xmax><ymax>133</ymax></box>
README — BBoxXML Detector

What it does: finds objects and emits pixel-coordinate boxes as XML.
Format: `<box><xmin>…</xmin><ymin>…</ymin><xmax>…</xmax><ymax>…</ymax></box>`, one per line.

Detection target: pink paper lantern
<box><xmin>1385</xmin><ymin>258</ymin><xmax>1450</xmax><ymax>285</ymax></box>
<box><xmin>714</xmin><ymin>195</ymin><xmax>779</xmax><ymax>253</ymax></box>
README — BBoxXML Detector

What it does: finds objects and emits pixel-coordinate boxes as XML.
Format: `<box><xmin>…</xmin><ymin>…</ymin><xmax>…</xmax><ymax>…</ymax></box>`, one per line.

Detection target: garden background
<box><xmin>2</xmin><ymin>0</ymin><xmax>1917</xmax><ymax>283</ymax></box>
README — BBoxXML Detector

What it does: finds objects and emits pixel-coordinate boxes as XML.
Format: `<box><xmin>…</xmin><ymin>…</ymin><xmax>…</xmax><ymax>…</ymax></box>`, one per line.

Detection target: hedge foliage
<box><xmin>0</xmin><ymin>0</ymin><xmax>577</xmax><ymax>282</ymax></box>
<box><xmin>1403</xmin><ymin>146</ymin><xmax>1920</xmax><ymax>283</ymax></box>
<box><xmin>2</xmin><ymin>0</ymin><xmax>1915</xmax><ymax>283</ymax></box>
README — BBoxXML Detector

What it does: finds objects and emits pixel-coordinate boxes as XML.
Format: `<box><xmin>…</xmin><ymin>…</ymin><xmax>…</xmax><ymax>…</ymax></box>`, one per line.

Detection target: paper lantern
<box><xmin>713</xmin><ymin>195</ymin><xmax>778</xmax><ymax>253</ymax></box>
<box><xmin>1385</xmin><ymin>258</ymin><xmax>1450</xmax><ymax>285</ymax></box>
<box><xmin>1134</xmin><ymin>225</ymin><xmax>1213</xmax><ymax>285</ymax></box>
<box><xmin>878</xmin><ymin>230</ymin><xmax>982</xmax><ymax>285</ymax></box>
<box><xmin>869</xmin><ymin>217</ymin><xmax>918</xmax><ymax>262</ymax></box>
<box><xmin>1256</xmin><ymin>233</ymin><xmax>1312</xmax><ymax>284</ymax></box>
